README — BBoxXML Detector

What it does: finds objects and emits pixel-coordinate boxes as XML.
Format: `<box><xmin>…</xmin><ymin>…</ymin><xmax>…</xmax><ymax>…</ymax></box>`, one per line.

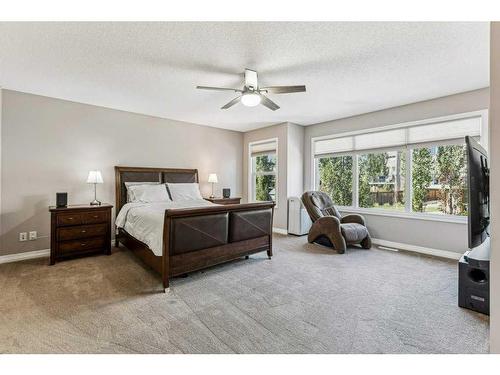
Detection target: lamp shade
<box><xmin>208</xmin><ymin>173</ymin><xmax>218</xmax><ymax>183</ymax></box>
<box><xmin>86</xmin><ymin>170</ymin><xmax>103</xmax><ymax>184</ymax></box>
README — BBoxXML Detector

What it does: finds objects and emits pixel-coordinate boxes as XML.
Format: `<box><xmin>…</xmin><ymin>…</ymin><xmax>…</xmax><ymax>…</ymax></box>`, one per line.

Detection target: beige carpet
<box><xmin>0</xmin><ymin>234</ymin><xmax>489</xmax><ymax>353</ymax></box>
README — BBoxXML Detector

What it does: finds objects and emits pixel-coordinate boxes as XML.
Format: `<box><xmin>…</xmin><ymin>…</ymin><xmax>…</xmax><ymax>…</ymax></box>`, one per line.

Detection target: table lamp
<box><xmin>86</xmin><ymin>170</ymin><xmax>103</xmax><ymax>205</ymax></box>
<box><xmin>208</xmin><ymin>173</ymin><xmax>218</xmax><ymax>198</ymax></box>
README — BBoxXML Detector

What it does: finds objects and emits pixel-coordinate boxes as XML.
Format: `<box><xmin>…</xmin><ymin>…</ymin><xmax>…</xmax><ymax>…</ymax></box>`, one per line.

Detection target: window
<box><xmin>411</xmin><ymin>144</ymin><xmax>467</xmax><ymax>216</ymax></box>
<box><xmin>317</xmin><ymin>155</ymin><xmax>353</xmax><ymax>206</ymax></box>
<box><xmin>313</xmin><ymin>113</ymin><xmax>484</xmax><ymax>218</ymax></box>
<box><xmin>358</xmin><ymin>150</ymin><xmax>405</xmax><ymax>211</ymax></box>
<box><xmin>250</xmin><ymin>139</ymin><xmax>278</xmax><ymax>203</ymax></box>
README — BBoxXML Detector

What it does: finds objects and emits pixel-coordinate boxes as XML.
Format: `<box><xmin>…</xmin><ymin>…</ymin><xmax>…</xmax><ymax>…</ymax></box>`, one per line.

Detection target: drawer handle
<box><xmin>68</xmin><ymin>217</ymin><xmax>74</xmax><ymax>220</ymax></box>
<box><xmin>81</xmin><ymin>230</ymin><xmax>86</xmax><ymax>233</ymax></box>
<box><xmin>93</xmin><ymin>215</ymin><xmax>99</xmax><ymax>218</ymax></box>
<box><xmin>81</xmin><ymin>243</ymin><xmax>86</xmax><ymax>246</ymax></box>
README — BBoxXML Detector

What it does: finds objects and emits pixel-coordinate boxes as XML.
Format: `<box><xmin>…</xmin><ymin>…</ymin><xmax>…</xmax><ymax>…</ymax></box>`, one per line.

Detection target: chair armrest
<box><xmin>308</xmin><ymin>215</ymin><xmax>341</xmax><ymax>242</ymax></box>
<box><xmin>315</xmin><ymin>215</ymin><xmax>341</xmax><ymax>228</ymax></box>
<box><xmin>308</xmin><ymin>215</ymin><xmax>347</xmax><ymax>252</ymax></box>
<box><xmin>341</xmin><ymin>214</ymin><xmax>365</xmax><ymax>226</ymax></box>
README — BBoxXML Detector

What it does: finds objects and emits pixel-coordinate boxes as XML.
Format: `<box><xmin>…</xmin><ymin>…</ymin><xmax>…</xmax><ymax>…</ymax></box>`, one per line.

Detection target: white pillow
<box><xmin>127</xmin><ymin>184</ymin><xmax>171</xmax><ymax>203</ymax></box>
<box><xmin>125</xmin><ymin>182</ymin><xmax>159</xmax><ymax>202</ymax></box>
<box><xmin>167</xmin><ymin>183</ymin><xmax>203</xmax><ymax>201</ymax></box>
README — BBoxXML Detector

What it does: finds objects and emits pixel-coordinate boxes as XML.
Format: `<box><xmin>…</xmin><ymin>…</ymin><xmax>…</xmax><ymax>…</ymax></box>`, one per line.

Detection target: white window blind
<box><xmin>314</xmin><ymin>136</ymin><xmax>353</xmax><ymax>155</ymax></box>
<box><xmin>354</xmin><ymin>128</ymin><xmax>406</xmax><ymax>151</ymax></box>
<box><xmin>407</xmin><ymin>117</ymin><xmax>480</xmax><ymax>144</ymax></box>
<box><xmin>250</xmin><ymin>140</ymin><xmax>277</xmax><ymax>157</ymax></box>
<box><xmin>313</xmin><ymin>116</ymin><xmax>481</xmax><ymax>157</ymax></box>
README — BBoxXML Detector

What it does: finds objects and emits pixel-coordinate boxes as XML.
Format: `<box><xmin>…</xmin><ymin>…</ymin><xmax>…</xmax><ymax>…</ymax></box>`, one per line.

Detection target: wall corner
<box><xmin>489</xmin><ymin>21</ymin><xmax>500</xmax><ymax>354</ymax></box>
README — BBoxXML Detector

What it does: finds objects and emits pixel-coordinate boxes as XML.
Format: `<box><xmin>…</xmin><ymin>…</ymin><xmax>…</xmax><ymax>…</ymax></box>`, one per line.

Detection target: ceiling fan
<box><xmin>196</xmin><ymin>68</ymin><xmax>306</xmax><ymax>111</ymax></box>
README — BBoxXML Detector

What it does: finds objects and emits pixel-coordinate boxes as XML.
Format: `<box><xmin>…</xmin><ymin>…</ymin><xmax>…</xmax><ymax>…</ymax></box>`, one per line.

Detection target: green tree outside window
<box><xmin>412</xmin><ymin>148</ymin><xmax>433</xmax><ymax>212</ymax></box>
<box><xmin>254</xmin><ymin>154</ymin><xmax>277</xmax><ymax>202</ymax></box>
<box><xmin>318</xmin><ymin>156</ymin><xmax>353</xmax><ymax>206</ymax></box>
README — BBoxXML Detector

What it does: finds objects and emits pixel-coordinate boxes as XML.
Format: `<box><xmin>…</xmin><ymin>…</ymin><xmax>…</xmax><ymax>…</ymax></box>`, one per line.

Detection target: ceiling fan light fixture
<box><xmin>241</xmin><ymin>92</ymin><xmax>261</xmax><ymax>107</ymax></box>
<box><xmin>196</xmin><ymin>69</ymin><xmax>305</xmax><ymax>111</ymax></box>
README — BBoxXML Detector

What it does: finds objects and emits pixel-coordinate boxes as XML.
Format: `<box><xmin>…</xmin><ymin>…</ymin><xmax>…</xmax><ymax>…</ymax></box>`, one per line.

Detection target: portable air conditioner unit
<box><xmin>287</xmin><ymin>197</ymin><xmax>312</xmax><ymax>236</ymax></box>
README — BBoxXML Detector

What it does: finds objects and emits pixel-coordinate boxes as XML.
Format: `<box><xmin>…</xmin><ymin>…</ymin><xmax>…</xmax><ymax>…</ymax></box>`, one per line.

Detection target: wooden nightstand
<box><xmin>204</xmin><ymin>197</ymin><xmax>241</xmax><ymax>205</ymax></box>
<box><xmin>49</xmin><ymin>204</ymin><xmax>113</xmax><ymax>265</ymax></box>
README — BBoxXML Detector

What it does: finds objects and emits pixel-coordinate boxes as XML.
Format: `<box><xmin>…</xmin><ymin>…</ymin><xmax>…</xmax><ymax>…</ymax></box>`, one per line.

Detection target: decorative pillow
<box><xmin>125</xmin><ymin>182</ymin><xmax>160</xmax><ymax>202</ymax></box>
<box><xmin>127</xmin><ymin>184</ymin><xmax>171</xmax><ymax>203</ymax></box>
<box><xmin>167</xmin><ymin>183</ymin><xmax>203</xmax><ymax>201</ymax></box>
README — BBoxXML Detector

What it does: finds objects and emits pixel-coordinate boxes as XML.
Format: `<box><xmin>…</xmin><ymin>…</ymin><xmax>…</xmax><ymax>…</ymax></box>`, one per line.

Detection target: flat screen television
<box><xmin>466</xmin><ymin>136</ymin><xmax>490</xmax><ymax>249</ymax></box>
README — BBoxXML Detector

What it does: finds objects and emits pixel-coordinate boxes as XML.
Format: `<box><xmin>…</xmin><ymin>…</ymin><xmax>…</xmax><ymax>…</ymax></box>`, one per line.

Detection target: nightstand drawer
<box><xmin>82</xmin><ymin>210</ymin><xmax>109</xmax><ymax>224</ymax></box>
<box><xmin>57</xmin><ymin>213</ymin><xmax>83</xmax><ymax>226</ymax></box>
<box><xmin>57</xmin><ymin>223</ymin><xmax>107</xmax><ymax>241</ymax></box>
<box><xmin>58</xmin><ymin>237</ymin><xmax>106</xmax><ymax>254</ymax></box>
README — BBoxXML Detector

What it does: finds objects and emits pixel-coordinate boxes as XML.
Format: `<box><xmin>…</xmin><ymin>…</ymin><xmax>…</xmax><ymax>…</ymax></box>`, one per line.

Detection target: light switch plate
<box><xmin>29</xmin><ymin>231</ymin><xmax>37</xmax><ymax>241</ymax></box>
<box><xmin>19</xmin><ymin>232</ymin><xmax>28</xmax><ymax>242</ymax></box>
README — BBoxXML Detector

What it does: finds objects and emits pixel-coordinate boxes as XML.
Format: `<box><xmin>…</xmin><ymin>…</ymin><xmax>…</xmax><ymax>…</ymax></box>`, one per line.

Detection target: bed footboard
<box><xmin>162</xmin><ymin>202</ymin><xmax>275</xmax><ymax>289</ymax></box>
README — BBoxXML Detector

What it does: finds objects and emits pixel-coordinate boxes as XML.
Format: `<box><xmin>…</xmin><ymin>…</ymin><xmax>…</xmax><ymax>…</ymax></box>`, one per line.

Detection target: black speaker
<box><xmin>222</xmin><ymin>188</ymin><xmax>230</xmax><ymax>198</ymax></box>
<box><xmin>458</xmin><ymin>252</ymin><xmax>489</xmax><ymax>315</ymax></box>
<box><xmin>56</xmin><ymin>192</ymin><xmax>68</xmax><ymax>208</ymax></box>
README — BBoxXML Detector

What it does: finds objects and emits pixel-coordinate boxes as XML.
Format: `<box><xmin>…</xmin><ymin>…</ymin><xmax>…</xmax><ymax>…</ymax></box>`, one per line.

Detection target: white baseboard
<box><xmin>1</xmin><ymin>238</ymin><xmax>460</xmax><ymax>264</ymax></box>
<box><xmin>272</xmin><ymin>227</ymin><xmax>288</xmax><ymax>235</ymax></box>
<box><xmin>371</xmin><ymin>238</ymin><xmax>462</xmax><ymax>260</ymax></box>
<box><xmin>0</xmin><ymin>249</ymin><xmax>50</xmax><ymax>265</ymax></box>
<box><xmin>0</xmin><ymin>240</ymin><xmax>117</xmax><ymax>265</ymax></box>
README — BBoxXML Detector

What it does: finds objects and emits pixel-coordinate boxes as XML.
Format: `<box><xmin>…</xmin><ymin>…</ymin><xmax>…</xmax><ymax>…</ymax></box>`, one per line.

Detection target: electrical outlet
<box><xmin>19</xmin><ymin>232</ymin><xmax>28</xmax><ymax>242</ymax></box>
<box><xmin>29</xmin><ymin>231</ymin><xmax>37</xmax><ymax>241</ymax></box>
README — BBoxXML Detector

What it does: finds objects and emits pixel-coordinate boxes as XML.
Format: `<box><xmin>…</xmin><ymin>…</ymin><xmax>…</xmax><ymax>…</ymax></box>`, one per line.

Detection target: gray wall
<box><xmin>0</xmin><ymin>87</ymin><xmax>490</xmax><ymax>256</ymax></box>
<box><xmin>287</xmin><ymin>123</ymin><xmax>305</xmax><ymax>199</ymax></box>
<box><xmin>242</xmin><ymin>122</ymin><xmax>305</xmax><ymax>230</ymax></box>
<box><xmin>0</xmin><ymin>89</ymin><xmax>2</xmax><ymax>246</ymax></box>
<box><xmin>0</xmin><ymin>90</ymin><xmax>243</xmax><ymax>256</ymax></box>
<box><xmin>304</xmin><ymin>88</ymin><xmax>490</xmax><ymax>254</ymax></box>
<box><xmin>490</xmin><ymin>22</ymin><xmax>500</xmax><ymax>353</ymax></box>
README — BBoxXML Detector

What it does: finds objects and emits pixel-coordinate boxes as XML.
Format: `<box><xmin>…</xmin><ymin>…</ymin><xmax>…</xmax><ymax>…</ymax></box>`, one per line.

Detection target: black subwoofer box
<box><xmin>458</xmin><ymin>253</ymin><xmax>489</xmax><ymax>315</ymax></box>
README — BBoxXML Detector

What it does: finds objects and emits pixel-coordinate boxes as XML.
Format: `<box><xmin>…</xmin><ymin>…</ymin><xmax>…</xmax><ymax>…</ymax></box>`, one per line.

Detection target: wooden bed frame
<box><xmin>115</xmin><ymin>166</ymin><xmax>275</xmax><ymax>291</ymax></box>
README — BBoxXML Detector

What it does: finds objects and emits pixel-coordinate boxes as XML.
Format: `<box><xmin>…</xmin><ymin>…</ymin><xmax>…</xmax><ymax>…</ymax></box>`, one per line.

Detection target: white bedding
<box><xmin>115</xmin><ymin>199</ymin><xmax>216</xmax><ymax>256</ymax></box>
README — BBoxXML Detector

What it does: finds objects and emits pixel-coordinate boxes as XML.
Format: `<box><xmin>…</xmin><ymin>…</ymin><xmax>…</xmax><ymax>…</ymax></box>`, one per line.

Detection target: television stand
<box><xmin>459</xmin><ymin>237</ymin><xmax>490</xmax><ymax>315</ymax></box>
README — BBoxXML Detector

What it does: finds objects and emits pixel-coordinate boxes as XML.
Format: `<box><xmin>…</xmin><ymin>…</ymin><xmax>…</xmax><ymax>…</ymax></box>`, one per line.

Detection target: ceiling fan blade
<box><xmin>259</xmin><ymin>95</ymin><xmax>280</xmax><ymax>111</ymax></box>
<box><xmin>260</xmin><ymin>85</ymin><xmax>306</xmax><ymax>94</ymax></box>
<box><xmin>221</xmin><ymin>96</ymin><xmax>241</xmax><ymax>109</ymax></box>
<box><xmin>244</xmin><ymin>69</ymin><xmax>258</xmax><ymax>89</ymax></box>
<box><xmin>196</xmin><ymin>86</ymin><xmax>242</xmax><ymax>92</ymax></box>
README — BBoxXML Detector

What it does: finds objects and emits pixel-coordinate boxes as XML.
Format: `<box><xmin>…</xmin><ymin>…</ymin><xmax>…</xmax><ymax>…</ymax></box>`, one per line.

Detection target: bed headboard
<box><xmin>114</xmin><ymin>166</ymin><xmax>199</xmax><ymax>214</ymax></box>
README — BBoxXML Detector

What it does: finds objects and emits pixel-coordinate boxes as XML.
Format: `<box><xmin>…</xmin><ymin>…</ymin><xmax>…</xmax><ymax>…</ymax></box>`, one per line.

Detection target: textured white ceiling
<box><xmin>0</xmin><ymin>22</ymin><xmax>489</xmax><ymax>132</ymax></box>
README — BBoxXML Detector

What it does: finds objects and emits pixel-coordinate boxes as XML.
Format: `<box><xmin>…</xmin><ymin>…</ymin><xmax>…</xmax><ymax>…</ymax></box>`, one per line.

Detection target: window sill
<box><xmin>338</xmin><ymin>206</ymin><xmax>467</xmax><ymax>224</ymax></box>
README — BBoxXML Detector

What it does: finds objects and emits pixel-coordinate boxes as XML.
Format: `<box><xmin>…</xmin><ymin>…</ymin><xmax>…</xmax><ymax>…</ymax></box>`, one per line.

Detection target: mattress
<box><xmin>115</xmin><ymin>200</ymin><xmax>216</xmax><ymax>256</ymax></box>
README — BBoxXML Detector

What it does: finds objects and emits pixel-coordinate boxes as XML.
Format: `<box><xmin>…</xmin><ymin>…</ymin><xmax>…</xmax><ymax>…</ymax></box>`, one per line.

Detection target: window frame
<box><xmin>311</xmin><ymin>110</ymin><xmax>488</xmax><ymax>223</ymax></box>
<box><xmin>248</xmin><ymin>138</ymin><xmax>279</xmax><ymax>207</ymax></box>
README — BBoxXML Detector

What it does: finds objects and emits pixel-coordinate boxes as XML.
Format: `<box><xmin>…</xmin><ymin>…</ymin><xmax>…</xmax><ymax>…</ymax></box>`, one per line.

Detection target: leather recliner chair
<box><xmin>301</xmin><ymin>191</ymin><xmax>372</xmax><ymax>254</ymax></box>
